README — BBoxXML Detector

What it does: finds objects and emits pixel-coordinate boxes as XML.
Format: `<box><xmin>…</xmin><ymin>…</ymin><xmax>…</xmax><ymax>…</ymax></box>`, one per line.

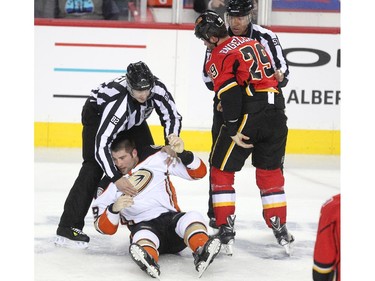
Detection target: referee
<box><xmin>55</xmin><ymin>61</ymin><xmax>183</xmax><ymax>248</ymax></box>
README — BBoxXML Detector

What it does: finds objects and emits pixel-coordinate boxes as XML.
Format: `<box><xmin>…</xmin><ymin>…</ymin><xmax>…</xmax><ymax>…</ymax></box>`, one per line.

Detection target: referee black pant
<box><xmin>58</xmin><ymin>98</ymin><xmax>154</xmax><ymax>230</ymax></box>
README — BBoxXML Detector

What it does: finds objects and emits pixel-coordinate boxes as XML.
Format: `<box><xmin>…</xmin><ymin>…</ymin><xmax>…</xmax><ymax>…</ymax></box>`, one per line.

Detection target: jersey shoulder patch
<box><xmin>95</xmin><ymin>176</ymin><xmax>112</xmax><ymax>199</ymax></box>
<box><xmin>127</xmin><ymin>169</ymin><xmax>153</xmax><ymax>193</ymax></box>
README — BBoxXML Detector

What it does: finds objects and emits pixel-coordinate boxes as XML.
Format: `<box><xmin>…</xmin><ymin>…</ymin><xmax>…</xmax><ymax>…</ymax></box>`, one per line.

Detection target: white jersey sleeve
<box><xmin>92</xmin><ymin>150</ymin><xmax>207</xmax><ymax>230</ymax></box>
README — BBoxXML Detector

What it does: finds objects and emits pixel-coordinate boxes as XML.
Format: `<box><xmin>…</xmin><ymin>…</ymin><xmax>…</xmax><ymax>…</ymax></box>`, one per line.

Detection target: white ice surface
<box><xmin>34</xmin><ymin>148</ymin><xmax>340</xmax><ymax>281</ymax></box>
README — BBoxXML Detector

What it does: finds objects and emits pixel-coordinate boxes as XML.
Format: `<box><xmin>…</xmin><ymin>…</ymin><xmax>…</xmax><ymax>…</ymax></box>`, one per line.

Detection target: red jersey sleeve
<box><xmin>313</xmin><ymin>194</ymin><xmax>341</xmax><ymax>281</ymax></box>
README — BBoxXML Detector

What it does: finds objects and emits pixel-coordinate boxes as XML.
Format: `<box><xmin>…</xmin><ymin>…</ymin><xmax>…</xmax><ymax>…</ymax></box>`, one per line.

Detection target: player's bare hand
<box><xmin>167</xmin><ymin>133</ymin><xmax>184</xmax><ymax>153</ymax></box>
<box><xmin>231</xmin><ymin>132</ymin><xmax>254</xmax><ymax>149</ymax></box>
<box><xmin>162</xmin><ymin>145</ymin><xmax>180</xmax><ymax>166</ymax></box>
<box><xmin>217</xmin><ymin>101</ymin><xmax>223</xmax><ymax>112</ymax></box>
<box><xmin>112</xmin><ymin>194</ymin><xmax>134</xmax><ymax>212</ymax></box>
<box><xmin>211</xmin><ymin>0</ymin><xmax>225</xmax><ymax>9</ymax></box>
<box><xmin>115</xmin><ymin>177</ymin><xmax>137</xmax><ymax>196</ymax></box>
<box><xmin>275</xmin><ymin>69</ymin><xmax>284</xmax><ymax>82</ymax></box>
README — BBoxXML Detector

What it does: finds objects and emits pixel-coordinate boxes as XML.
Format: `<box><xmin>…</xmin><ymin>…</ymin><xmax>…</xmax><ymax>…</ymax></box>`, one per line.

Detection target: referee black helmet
<box><xmin>126</xmin><ymin>61</ymin><xmax>155</xmax><ymax>91</ymax></box>
<box><xmin>227</xmin><ymin>0</ymin><xmax>254</xmax><ymax>17</ymax></box>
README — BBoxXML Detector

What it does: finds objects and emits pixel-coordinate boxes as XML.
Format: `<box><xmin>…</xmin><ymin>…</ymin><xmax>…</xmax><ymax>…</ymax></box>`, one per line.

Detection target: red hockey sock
<box><xmin>211</xmin><ymin>167</ymin><xmax>236</xmax><ymax>226</ymax></box>
<box><xmin>256</xmin><ymin>168</ymin><xmax>287</xmax><ymax>227</ymax></box>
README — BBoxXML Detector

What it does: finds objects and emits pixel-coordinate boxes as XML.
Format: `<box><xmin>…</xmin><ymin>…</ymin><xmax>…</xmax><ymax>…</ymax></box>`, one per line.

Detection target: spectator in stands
<box><xmin>54</xmin><ymin>0</ymin><xmax>121</xmax><ymax>20</ymax></box>
<box><xmin>208</xmin><ymin>0</ymin><xmax>226</xmax><ymax>18</ymax></box>
<box><xmin>35</xmin><ymin>0</ymin><xmax>58</xmax><ymax>18</ymax></box>
<box><xmin>193</xmin><ymin>0</ymin><xmax>207</xmax><ymax>14</ymax></box>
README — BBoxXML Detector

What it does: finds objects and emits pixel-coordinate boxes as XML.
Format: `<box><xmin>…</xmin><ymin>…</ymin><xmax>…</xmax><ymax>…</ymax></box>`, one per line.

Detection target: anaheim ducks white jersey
<box><xmin>92</xmin><ymin>150</ymin><xmax>206</xmax><ymax>228</ymax></box>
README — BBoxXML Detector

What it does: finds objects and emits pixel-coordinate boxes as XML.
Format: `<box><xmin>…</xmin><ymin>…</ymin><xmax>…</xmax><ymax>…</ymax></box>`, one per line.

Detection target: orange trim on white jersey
<box><xmin>94</xmin><ymin>209</ymin><xmax>119</xmax><ymax>235</ymax></box>
<box><xmin>186</xmin><ymin>160</ymin><xmax>207</xmax><ymax>179</ymax></box>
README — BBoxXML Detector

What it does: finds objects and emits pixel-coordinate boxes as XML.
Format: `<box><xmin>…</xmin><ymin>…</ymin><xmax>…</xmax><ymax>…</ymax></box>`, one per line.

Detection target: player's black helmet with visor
<box><xmin>227</xmin><ymin>0</ymin><xmax>253</xmax><ymax>16</ymax></box>
<box><xmin>194</xmin><ymin>10</ymin><xmax>228</xmax><ymax>42</ymax></box>
<box><xmin>126</xmin><ymin>61</ymin><xmax>155</xmax><ymax>91</ymax></box>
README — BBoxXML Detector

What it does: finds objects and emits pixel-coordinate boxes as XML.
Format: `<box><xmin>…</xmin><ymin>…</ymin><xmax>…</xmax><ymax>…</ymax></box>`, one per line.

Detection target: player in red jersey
<box><xmin>194</xmin><ymin>10</ymin><xmax>293</xmax><ymax>255</ymax></box>
<box><xmin>313</xmin><ymin>194</ymin><xmax>341</xmax><ymax>281</ymax></box>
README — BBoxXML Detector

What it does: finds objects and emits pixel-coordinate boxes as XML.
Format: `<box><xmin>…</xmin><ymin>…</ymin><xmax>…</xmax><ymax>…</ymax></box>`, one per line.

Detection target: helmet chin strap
<box><xmin>213</xmin><ymin>37</ymin><xmax>220</xmax><ymax>47</ymax></box>
<box><xmin>206</xmin><ymin>37</ymin><xmax>220</xmax><ymax>47</ymax></box>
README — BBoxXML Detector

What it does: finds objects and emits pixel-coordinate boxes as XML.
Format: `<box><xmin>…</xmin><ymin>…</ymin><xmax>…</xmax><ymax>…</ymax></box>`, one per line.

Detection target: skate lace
<box><xmin>71</xmin><ymin>227</ymin><xmax>85</xmax><ymax>235</ymax></box>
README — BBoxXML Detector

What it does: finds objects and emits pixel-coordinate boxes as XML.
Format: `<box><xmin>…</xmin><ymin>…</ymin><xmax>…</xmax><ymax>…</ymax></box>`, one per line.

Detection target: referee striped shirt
<box><xmin>90</xmin><ymin>75</ymin><xmax>182</xmax><ymax>182</ymax></box>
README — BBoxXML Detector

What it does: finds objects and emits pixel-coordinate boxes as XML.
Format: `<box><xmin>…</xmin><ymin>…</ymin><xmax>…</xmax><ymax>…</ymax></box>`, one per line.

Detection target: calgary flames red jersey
<box><xmin>205</xmin><ymin>36</ymin><xmax>279</xmax><ymax>96</ymax></box>
<box><xmin>313</xmin><ymin>194</ymin><xmax>341</xmax><ymax>281</ymax></box>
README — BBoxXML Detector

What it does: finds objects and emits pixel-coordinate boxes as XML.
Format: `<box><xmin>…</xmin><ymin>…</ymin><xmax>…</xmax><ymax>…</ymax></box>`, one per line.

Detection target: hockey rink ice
<box><xmin>34</xmin><ymin>148</ymin><xmax>340</xmax><ymax>281</ymax></box>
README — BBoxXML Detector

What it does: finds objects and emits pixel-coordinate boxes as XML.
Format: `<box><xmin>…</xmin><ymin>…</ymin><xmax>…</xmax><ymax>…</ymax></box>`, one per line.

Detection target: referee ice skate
<box><xmin>55</xmin><ymin>61</ymin><xmax>182</xmax><ymax>249</ymax></box>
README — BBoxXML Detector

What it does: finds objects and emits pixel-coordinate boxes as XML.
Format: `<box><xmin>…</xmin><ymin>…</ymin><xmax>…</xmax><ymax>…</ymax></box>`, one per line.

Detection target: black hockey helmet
<box><xmin>227</xmin><ymin>0</ymin><xmax>253</xmax><ymax>17</ymax></box>
<box><xmin>126</xmin><ymin>61</ymin><xmax>155</xmax><ymax>91</ymax></box>
<box><xmin>194</xmin><ymin>10</ymin><xmax>228</xmax><ymax>42</ymax></box>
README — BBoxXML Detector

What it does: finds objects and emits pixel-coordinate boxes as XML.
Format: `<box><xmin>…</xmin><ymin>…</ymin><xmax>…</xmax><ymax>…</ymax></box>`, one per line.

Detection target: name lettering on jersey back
<box><xmin>220</xmin><ymin>37</ymin><xmax>252</xmax><ymax>54</ymax></box>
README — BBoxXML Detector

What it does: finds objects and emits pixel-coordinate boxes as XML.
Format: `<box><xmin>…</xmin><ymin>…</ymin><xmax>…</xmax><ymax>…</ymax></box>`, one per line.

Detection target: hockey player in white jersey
<box><xmin>92</xmin><ymin>136</ymin><xmax>221</xmax><ymax>279</ymax></box>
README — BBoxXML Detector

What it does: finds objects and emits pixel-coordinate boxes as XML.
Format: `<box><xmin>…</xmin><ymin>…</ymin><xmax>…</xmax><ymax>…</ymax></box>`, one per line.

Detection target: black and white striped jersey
<box><xmin>90</xmin><ymin>75</ymin><xmax>182</xmax><ymax>182</ymax></box>
<box><xmin>203</xmin><ymin>22</ymin><xmax>290</xmax><ymax>89</ymax></box>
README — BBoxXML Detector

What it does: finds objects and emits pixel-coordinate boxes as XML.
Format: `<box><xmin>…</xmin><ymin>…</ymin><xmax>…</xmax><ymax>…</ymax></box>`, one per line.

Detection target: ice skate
<box><xmin>208</xmin><ymin>217</ymin><xmax>220</xmax><ymax>235</ymax></box>
<box><xmin>193</xmin><ymin>237</ymin><xmax>221</xmax><ymax>278</ymax></box>
<box><xmin>129</xmin><ymin>243</ymin><xmax>161</xmax><ymax>280</ymax></box>
<box><xmin>209</xmin><ymin>217</ymin><xmax>218</xmax><ymax>229</ymax></box>
<box><xmin>270</xmin><ymin>216</ymin><xmax>295</xmax><ymax>256</ymax></box>
<box><xmin>216</xmin><ymin>215</ymin><xmax>236</xmax><ymax>256</ymax></box>
<box><xmin>55</xmin><ymin>226</ymin><xmax>90</xmax><ymax>249</ymax></box>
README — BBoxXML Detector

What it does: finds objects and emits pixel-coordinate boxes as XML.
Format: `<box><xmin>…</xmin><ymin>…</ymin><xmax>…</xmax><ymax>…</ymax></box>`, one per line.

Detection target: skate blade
<box><xmin>54</xmin><ymin>236</ymin><xmax>88</xmax><ymax>249</ymax></box>
<box><xmin>198</xmin><ymin>238</ymin><xmax>221</xmax><ymax>278</ymax></box>
<box><xmin>130</xmin><ymin>245</ymin><xmax>161</xmax><ymax>280</ymax></box>
<box><xmin>280</xmin><ymin>235</ymin><xmax>294</xmax><ymax>256</ymax></box>
<box><xmin>283</xmin><ymin>238</ymin><xmax>295</xmax><ymax>256</ymax></box>
<box><xmin>283</xmin><ymin>244</ymin><xmax>291</xmax><ymax>256</ymax></box>
<box><xmin>221</xmin><ymin>239</ymin><xmax>234</xmax><ymax>256</ymax></box>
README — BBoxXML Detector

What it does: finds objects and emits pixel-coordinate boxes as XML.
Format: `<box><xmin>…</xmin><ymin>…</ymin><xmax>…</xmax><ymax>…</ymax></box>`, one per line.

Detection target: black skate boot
<box><xmin>129</xmin><ymin>243</ymin><xmax>161</xmax><ymax>279</ymax></box>
<box><xmin>269</xmin><ymin>216</ymin><xmax>295</xmax><ymax>255</ymax></box>
<box><xmin>193</xmin><ymin>237</ymin><xmax>221</xmax><ymax>278</ymax></box>
<box><xmin>55</xmin><ymin>226</ymin><xmax>90</xmax><ymax>249</ymax></box>
<box><xmin>216</xmin><ymin>215</ymin><xmax>236</xmax><ymax>256</ymax></box>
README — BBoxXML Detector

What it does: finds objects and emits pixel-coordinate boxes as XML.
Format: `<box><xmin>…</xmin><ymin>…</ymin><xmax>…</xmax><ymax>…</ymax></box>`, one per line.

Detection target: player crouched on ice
<box><xmin>91</xmin><ymin>136</ymin><xmax>221</xmax><ymax>278</ymax></box>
